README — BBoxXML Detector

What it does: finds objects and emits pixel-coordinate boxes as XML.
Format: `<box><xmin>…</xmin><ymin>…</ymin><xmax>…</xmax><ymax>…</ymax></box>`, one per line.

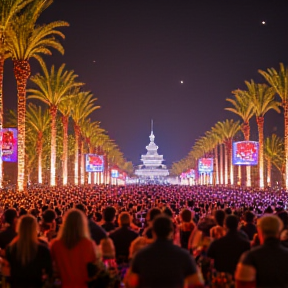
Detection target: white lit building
<box><xmin>135</xmin><ymin>126</ymin><xmax>169</xmax><ymax>183</ymax></box>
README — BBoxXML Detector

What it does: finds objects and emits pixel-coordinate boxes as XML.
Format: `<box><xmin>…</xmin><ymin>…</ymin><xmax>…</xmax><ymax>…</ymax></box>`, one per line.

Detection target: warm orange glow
<box><xmin>74</xmin><ymin>125</ymin><xmax>80</xmax><ymax>185</ymax></box>
<box><xmin>62</xmin><ymin>116</ymin><xmax>68</xmax><ymax>185</ymax></box>
<box><xmin>14</xmin><ymin>60</ymin><xmax>30</xmax><ymax>192</ymax></box>
<box><xmin>50</xmin><ymin>106</ymin><xmax>57</xmax><ymax>186</ymax></box>
<box><xmin>37</xmin><ymin>133</ymin><xmax>43</xmax><ymax>184</ymax></box>
<box><xmin>80</xmin><ymin>140</ymin><xmax>85</xmax><ymax>185</ymax></box>
<box><xmin>238</xmin><ymin>165</ymin><xmax>241</xmax><ymax>186</ymax></box>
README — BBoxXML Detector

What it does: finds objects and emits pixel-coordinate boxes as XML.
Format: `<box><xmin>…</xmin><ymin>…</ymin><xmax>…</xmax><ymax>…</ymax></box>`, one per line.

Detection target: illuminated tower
<box><xmin>135</xmin><ymin>120</ymin><xmax>169</xmax><ymax>183</ymax></box>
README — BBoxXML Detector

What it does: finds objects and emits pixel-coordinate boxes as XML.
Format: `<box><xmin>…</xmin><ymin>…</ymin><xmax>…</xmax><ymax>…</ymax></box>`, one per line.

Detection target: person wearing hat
<box><xmin>235</xmin><ymin>214</ymin><xmax>288</xmax><ymax>288</ymax></box>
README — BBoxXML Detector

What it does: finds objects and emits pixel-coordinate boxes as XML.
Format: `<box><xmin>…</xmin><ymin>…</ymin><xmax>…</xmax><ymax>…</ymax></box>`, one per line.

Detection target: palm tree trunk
<box><xmin>0</xmin><ymin>51</ymin><xmax>4</xmax><ymax>189</ymax></box>
<box><xmin>215</xmin><ymin>145</ymin><xmax>219</xmax><ymax>185</ymax></box>
<box><xmin>50</xmin><ymin>105</ymin><xmax>57</xmax><ymax>186</ymax></box>
<box><xmin>14</xmin><ymin>60</ymin><xmax>31</xmax><ymax>191</ymax></box>
<box><xmin>267</xmin><ymin>158</ymin><xmax>271</xmax><ymax>187</ymax></box>
<box><xmin>37</xmin><ymin>133</ymin><xmax>43</xmax><ymax>184</ymax></box>
<box><xmin>228</xmin><ymin>139</ymin><xmax>233</xmax><ymax>185</ymax></box>
<box><xmin>284</xmin><ymin>103</ymin><xmax>288</xmax><ymax>188</ymax></box>
<box><xmin>220</xmin><ymin>144</ymin><xmax>224</xmax><ymax>185</ymax></box>
<box><xmin>62</xmin><ymin>116</ymin><xmax>68</xmax><ymax>185</ymax></box>
<box><xmin>88</xmin><ymin>143</ymin><xmax>93</xmax><ymax>184</ymax></box>
<box><xmin>238</xmin><ymin>165</ymin><xmax>241</xmax><ymax>186</ymax></box>
<box><xmin>74</xmin><ymin>123</ymin><xmax>80</xmax><ymax>185</ymax></box>
<box><xmin>242</xmin><ymin>122</ymin><xmax>251</xmax><ymax>187</ymax></box>
<box><xmin>224</xmin><ymin>143</ymin><xmax>228</xmax><ymax>185</ymax></box>
<box><xmin>257</xmin><ymin>116</ymin><xmax>264</xmax><ymax>188</ymax></box>
<box><xmin>80</xmin><ymin>137</ymin><xmax>85</xmax><ymax>185</ymax></box>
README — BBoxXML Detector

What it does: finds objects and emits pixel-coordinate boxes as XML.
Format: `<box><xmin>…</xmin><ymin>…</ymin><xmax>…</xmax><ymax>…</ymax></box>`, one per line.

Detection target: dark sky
<box><xmin>3</xmin><ymin>0</ymin><xmax>288</xmax><ymax>166</ymax></box>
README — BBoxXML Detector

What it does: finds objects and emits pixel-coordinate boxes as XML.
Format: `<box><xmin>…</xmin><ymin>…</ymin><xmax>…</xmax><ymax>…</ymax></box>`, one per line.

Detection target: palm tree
<box><xmin>81</xmin><ymin>120</ymin><xmax>104</xmax><ymax>184</ymax></box>
<box><xmin>213</xmin><ymin>120</ymin><xmax>240</xmax><ymax>185</ymax></box>
<box><xmin>264</xmin><ymin>134</ymin><xmax>285</xmax><ymax>187</ymax></box>
<box><xmin>205</xmin><ymin>130</ymin><xmax>222</xmax><ymax>185</ymax></box>
<box><xmin>245</xmin><ymin>80</ymin><xmax>281</xmax><ymax>188</ymax></box>
<box><xmin>57</xmin><ymin>89</ymin><xmax>79</xmax><ymax>185</ymax></box>
<box><xmin>71</xmin><ymin>92</ymin><xmax>100</xmax><ymax>185</ymax></box>
<box><xmin>259</xmin><ymin>63</ymin><xmax>288</xmax><ymax>188</ymax></box>
<box><xmin>28</xmin><ymin>63</ymin><xmax>82</xmax><ymax>186</ymax></box>
<box><xmin>26</xmin><ymin>103</ymin><xmax>50</xmax><ymax>184</ymax></box>
<box><xmin>5</xmin><ymin>0</ymin><xmax>69</xmax><ymax>190</ymax></box>
<box><xmin>0</xmin><ymin>0</ymin><xmax>32</xmax><ymax>188</ymax></box>
<box><xmin>226</xmin><ymin>88</ymin><xmax>255</xmax><ymax>187</ymax></box>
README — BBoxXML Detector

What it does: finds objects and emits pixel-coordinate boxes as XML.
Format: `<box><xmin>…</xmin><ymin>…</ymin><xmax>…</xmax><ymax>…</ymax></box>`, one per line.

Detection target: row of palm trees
<box><xmin>0</xmin><ymin>0</ymin><xmax>132</xmax><ymax>190</ymax></box>
<box><xmin>172</xmin><ymin>65</ymin><xmax>288</xmax><ymax>188</ymax></box>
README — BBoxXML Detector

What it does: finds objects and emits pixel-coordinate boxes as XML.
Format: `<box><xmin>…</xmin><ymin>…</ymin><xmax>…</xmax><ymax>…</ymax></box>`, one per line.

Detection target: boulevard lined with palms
<box><xmin>0</xmin><ymin>0</ymin><xmax>133</xmax><ymax>190</ymax></box>
<box><xmin>172</xmin><ymin>70</ymin><xmax>286</xmax><ymax>188</ymax></box>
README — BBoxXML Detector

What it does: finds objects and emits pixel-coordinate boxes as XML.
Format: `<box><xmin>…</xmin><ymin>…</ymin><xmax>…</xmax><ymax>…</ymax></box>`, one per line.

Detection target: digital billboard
<box><xmin>233</xmin><ymin>141</ymin><xmax>259</xmax><ymax>165</ymax></box>
<box><xmin>1</xmin><ymin>128</ymin><xmax>18</xmax><ymax>162</ymax></box>
<box><xmin>85</xmin><ymin>154</ymin><xmax>104</xmax><ymax>172</ymax></box>
<box><xmin>198</xmin><ymin>158</ymin><xmax>213</xmax><ymax>173</ymax></box>
<box><xmin>187</xmin><ymin>169</ymin><xmax>195</xmax><ymax>178</ymax></box>
<box><xmin>111</xmin><ymin>169</ymin><xmax>119</xmax><ymax>178</ymax></box>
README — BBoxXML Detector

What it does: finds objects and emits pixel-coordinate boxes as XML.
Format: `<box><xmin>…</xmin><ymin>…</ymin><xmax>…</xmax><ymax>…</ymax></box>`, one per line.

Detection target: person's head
<box><xmin>225</xmin><ymin>208</ymin><xmax>232</xmax><ymax>215</ymax></box>
<box><xmin>129</xmin><ymin>237</ymin><xmax>147</xmax><ymax>258</ymax></box>
<box><xmin>4</xmin><ymin>208</ymin><xmax>17</xmax><ymax>226</ymax></box>
<box><xmin>118</xmin><ymin>212</ymin><xmax>131</xmax><ymax>227</ymax></box>
<box><xmin>100</xmin><ymin>237</ymin><xmax>115</xmax><ymax>259</ymax></box>
<box><xmin>257</xmin><ymin>214</ymin><xmax>283</xmax><ymax>244</ymax></box>
<box><xmin>180</xmin><ymin>209</ymin><xmax>192</xmax><ymax>223</ymax></box>
<box><xmin>42</xmin><ymin>209</ymin><xmax>56</xmax><ymax>224</ymax></box>
<box><xmin>95</xmin><ymin>212</ymin><xmax>102</xmax><ymax>222</ymax></box>
<box><xmin>14</xmin><ymin>215</ymin><xmax>38</xmax><ymax>266</ymax></box>
<box><xmin>214</xmin><ymin>210</ymin><xmax>225</xmax><ymax>227</ymax></box>
<box><xmin>19</xmin><ymin>207</ymin><xmax>27</xmax><ymax>217</ymax></box>
<box><xmin>58</xmin><ymin>209</ymin><xmax>90</xmax><ymax>249</ymax></box>
<box><xmin>277</xmin><ymin>211</ymin><xmax>288</xmax><ymax>229</ymax></box>
<box><xmin>244</xmin><ymin>211</ymin><xmax>255</xmax><ymax>223</ymax></box>
<box><xmin>148</xmin><ymin>208</ymin><xmax>161</xmax><ymax>222</ymax></box>
<box><xmin>75</xmin><ymin>203</ymin><xmax>86</xmax><ymax>214</ymax></box>
<box><xmin>103</xmin><ymin>206</ymin><xmax>116</xmax><ymax>222</ymax></box>
<box><xmin>225</xmin><ymin>215</ymin><xmax>239</xmax><ymax>232</ymax></box>
<box><xmin>162</xmin><ymin>207</ymin><xmax>173</xmax><ymax>218</ymax></box>
<box><xmin>152</xmin><ymin>214</ymin><xmax>174</xmax><ymax>240</ymax></box>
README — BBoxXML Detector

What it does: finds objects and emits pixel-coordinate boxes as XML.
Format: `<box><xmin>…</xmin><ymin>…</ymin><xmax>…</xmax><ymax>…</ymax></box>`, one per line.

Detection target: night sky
<box><xmin>3</xmin><ymin>0</ymin><xmax>288</xmax><ymax>166</ymax></box>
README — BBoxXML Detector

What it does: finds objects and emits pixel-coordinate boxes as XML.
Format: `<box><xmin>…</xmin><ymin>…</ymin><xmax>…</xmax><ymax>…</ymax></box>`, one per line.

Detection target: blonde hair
<box><xmin>58</xmin><ymin>209</ymin><xmax>90</xmax><ymax>249</ymax></box>
<box><xmin>100</xmin><ymin>237</ymin><xmax>115</xmax><ymax>259</ymax></box>
<box><xmin>12</xmin><ymin>215</ymin><xmax>38</xmax><ymax>266</ymax></box>
<box><xmin>129</xmin><ymin>237</ymin><xmax>147</xmax><ymax>259</ymax></box>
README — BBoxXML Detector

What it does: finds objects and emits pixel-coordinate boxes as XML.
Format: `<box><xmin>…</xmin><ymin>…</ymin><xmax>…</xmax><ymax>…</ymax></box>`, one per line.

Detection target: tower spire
<box><xmin>149</xmin><ymin>119</ymin><xmax>155</xmax><ymax>142</ymax></box>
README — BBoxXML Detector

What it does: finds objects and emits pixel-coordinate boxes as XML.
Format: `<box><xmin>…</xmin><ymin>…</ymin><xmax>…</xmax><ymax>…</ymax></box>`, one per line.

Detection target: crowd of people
<box><xmin>0</xmin><ymin>184</ymin><xmax>288</xmax><ymax>287</ymax></box>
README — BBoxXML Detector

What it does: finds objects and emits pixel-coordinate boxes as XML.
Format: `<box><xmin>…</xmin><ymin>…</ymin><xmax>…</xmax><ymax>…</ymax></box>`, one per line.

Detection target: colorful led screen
<box><xmin>85</xmin><ymin>154</ymin><xmax>104</xmax><ymax>172</ymax></box>
<box><xmin>198</xmin><ymin>158</ymin><xmax>213</xmax><ymax>173</ymax></box>
<box><xmin>1</xmin><ymin>128</ymin><xmax>18</xmax><ymax>162</ymax></box>
<box><xmin>233</xmin><ymin>141</ymin><xmax>259</xmax><ymax>165</ymax></box>
<box><xmin>111</xmin><ymin>169</ymin><xmax>119</xmax><ymax>178</ymax></box>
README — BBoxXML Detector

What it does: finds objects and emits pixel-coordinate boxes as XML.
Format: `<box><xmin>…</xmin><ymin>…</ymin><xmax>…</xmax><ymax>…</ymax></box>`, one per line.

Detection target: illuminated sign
<box><xmin>233</xmin><ymin>141</ymin><xmax>259</xmax><ymax>165</ymax></box>
<box><xmin>198</xmin><ymin>158</ymin><xmax>213</xmax><ymax>173</ymax></box>
<box><xmin>111</xmin><ymin>169</ymin><xmax>119</xmax><ymax>178</ymax></box>
<box><xmin>1</xmin><ymin>128</ymin><xmax>18</xmax><ymax>162</ymax></box>
<box><xmin>85</xmin><ymin>154</ymin><xmax>104</xmax><ymax>172</ymax></box>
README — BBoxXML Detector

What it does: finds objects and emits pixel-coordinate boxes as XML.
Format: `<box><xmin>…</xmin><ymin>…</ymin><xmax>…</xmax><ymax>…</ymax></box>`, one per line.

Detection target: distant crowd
<box><xmin>0</xmin><ymin>184</ymin><xmax>287</xmax><ymax>287</ymax></box>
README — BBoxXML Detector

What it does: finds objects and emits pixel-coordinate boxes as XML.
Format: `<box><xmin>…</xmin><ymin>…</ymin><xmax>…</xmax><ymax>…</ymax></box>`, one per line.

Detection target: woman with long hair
<box><xmin>50</xmin><ymin>209</ymin><xmax>100</xmax><ymax>288</ymax></box>
<box><xmin>5</xmin><ymin>214</ymin><xmax>53</xmax><ymax>288</ymax></box>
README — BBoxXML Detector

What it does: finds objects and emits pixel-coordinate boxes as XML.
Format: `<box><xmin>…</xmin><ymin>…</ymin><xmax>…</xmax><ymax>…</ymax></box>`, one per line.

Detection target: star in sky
<box><xmin>180</xmin><ymin>80</ymin><xmax>184</xmax><ymax>84</ymax></box>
